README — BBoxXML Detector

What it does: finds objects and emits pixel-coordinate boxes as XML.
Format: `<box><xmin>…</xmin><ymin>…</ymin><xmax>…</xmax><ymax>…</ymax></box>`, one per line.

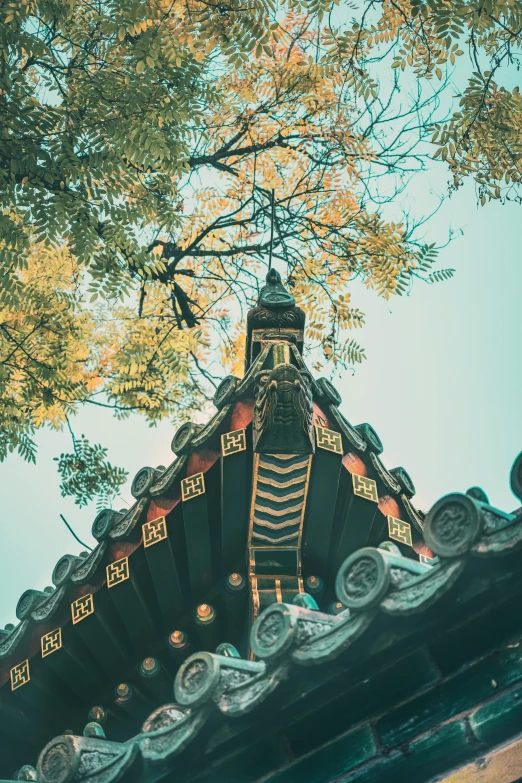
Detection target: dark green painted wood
<box><xmin>286</xmin><ymin>646</ymin><xmax>440</xmax><ymax>759</ymax></box>
<box><xmin>113</xmin><ymin>684</ymin><xmax>150</xmax><ymax>722</ymax></box>
<box><xmin>191</xmin><ymin>607</ymin><xmax>221</xmax><ymax>652</ymax></box>
<box><xmin>71</xmin><ymin>597</ymin><xmax>128</xmax><ymax>678</ymax></box>
<box><xmin>267</xmin><ymin>724</ymin><xmax>377</xmax><ymax>783</ymax></box>
<box><xmin>220</xmin><ymin>445</ymin><xmax>250</xmax><ymax>571</ymax></box>
<box><xmin>429</xmin><ymin>589</ymin><xmax>522</xmax><ymax>675</ymax></box>
<box><xmin>328</xmin><ymin>470</ymin><xmax>378</xmax><ymax>576</ymax></box>
<box><xmin>0</xmin><ymin>695</ymin><xmax>35</xmax><ymax>743</ymax></box>
<box><xmin>143</xmin><ymin>523</ymin><xmax>185</xmax><ymax>628</ymax></box>
<box><xmin>378</xmin><ymin>640</ymin><xmax>522</xmax><ymax>748</ymax></box>
<box><xmin>469</xmin><ymin>683</ymin><xmax>522</xmax><ymax>746</ymax></box>
<box><xmin>5</xmin><ymin>657</ymin><xmax>74</xmax><ymax>727</ymax></box>
<box><xmin>367</xmin><ymin>508</ymin><xmax>388</xmax><ymax>548</ymax></box>
<box><xmin>302</xmin><ymin>448</ymin><xmax>342</xmax><ymax>576</ymax></box>
<box><xmin>189</xmin><ymin>735</ymin><xmax>293</xmax><ymax>783</ymax></box>
<box><xmin>219</xmin><ymin>580</ymin><xmax>248</xmax><ymax>651</ymax></box>
<box><xmin>41</xmin><ymin>629</ymin><xmax>104</xmax><ymax>702</ymax></box>
<box><xmin>138</xmin><ymin>659</ymin><xmax>173</xmax><ymax>702</ymax></box>
<box><xmin>343</xmin><ymin>720</ymin><xmax>475</xmax><ymax>783</ymax></box>
<box><xmin>106</xmin><ymin>555</ymin><xmax>158</xmax><ymax>653</ymax></box>
<box><xmin>182</xmin><ymin>492</ymin><xmax>213</xmax><ymax>600</ymax></box>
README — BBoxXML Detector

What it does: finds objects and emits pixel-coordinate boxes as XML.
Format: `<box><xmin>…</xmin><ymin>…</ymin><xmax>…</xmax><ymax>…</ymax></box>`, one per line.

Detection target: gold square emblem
<box><xmin>106</xmin><ymin>556</ymin><xmax>130</xmax><ymax>588</ymax></box>
<box><xmin>71</xmin><ymin>593</ymin><xmax>94</xmax><ymax>625</ymax></box>
<box><xmin>10</xmin><ymin>660</ymin><xmax>30</xmax><ymax>691</ymax></box>
<box><xmin>221</xmin><ymin>429</ymin><xmax>247</xmax><ymax>456</ymax></box>
<box><xmin>143</xmin><ymin>516</ymin><xmax>168</xmax><ymax>548</ymax></box>
<box><xmin>181</xmin><ymin>472</ymin><xmax>205</xmax><ymax>501</ymax></box>
<box><xmin>315</xmin><ymin>425</ymin><xmax>343</xmax><ymax>455</ymax></box>
<box><xmin>352</xmin><ymin>474</ymin><xmax>378</xmax><ymax>502</ymax></box>
<box><xmin>41</xmin><ymin>628</ymin><xmax>62</xmax><ymax>658</ymax></box>
<box><xmin>387</xmin><ymin>515</ymin><xmax>413</xmax><ymax>547</ymax></box>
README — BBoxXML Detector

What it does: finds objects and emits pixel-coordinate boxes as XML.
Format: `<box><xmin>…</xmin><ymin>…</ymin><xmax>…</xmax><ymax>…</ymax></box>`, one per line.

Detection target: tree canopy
<box><xmin>1</xmin><ymin>0</ymin><xmax>520</xmax><ymax>506</ymax></box>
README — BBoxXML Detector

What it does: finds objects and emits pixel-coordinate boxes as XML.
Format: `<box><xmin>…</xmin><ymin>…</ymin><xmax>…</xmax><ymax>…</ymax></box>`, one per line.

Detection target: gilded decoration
<box><xmin>41</xmin><ymin>628</ymin><xmax>62</xmax><ymax>658</ymax></box>
<box><xmin>71</xmin><ymin>594</ymin><xmax>94</xmax><ymax>625</ymax></box>
<box><xmin>106</xmin><ymin>557</ymin><xmax>130</xmax><ymax>588</ymax></box>
<box><xmin>352</xmin><ymin>474</ymin><xmax>379</xmax><ymax>503</ymax></box>
<box><xmin>10</xmin><ymin>659</ymin><xmax>30</xmax><ymax>691</ymax></box>
<box><xmin>387</xmin><ymin>515</ymin><xmax>413</xmax><ymax>547</ymax></box>
<box><xmin>143</xmin><ymin>516</ymin><xmax>168</xmax><ymax>548</ymax></box>
<box><xmin>315</xmin><ymin>425</ymin><xmax>343</xmax><ymax>455</ymax></box>
<box><xmin>181</xmin><ymin>473</ymin><xmax>205</xmax><ymax>502</ymax></box>
<box><xmin>248</xmin><ymin>452</ymin><xmax>311</xmax><ymax>618</ymax></box>
<box><xmin>253</xmin><ymin>362</ymin><xmax>314</xmax><ymax>454</ymax></box>
<box><xmin>221</xmin><ymin>429</ymin><xmax>247</xmax><ymax>456</ymax></box>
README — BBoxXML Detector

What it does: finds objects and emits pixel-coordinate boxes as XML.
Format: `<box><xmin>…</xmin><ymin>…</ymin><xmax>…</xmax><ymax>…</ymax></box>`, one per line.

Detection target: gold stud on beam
<box><xmin>88</xmin><ymin>705</ymin><xmax>107</xmax><ymax>725</ymax></box>
<box><xmin>140</xmin><ymin>656</ymin><xmax>158</xmax><ymax>674</ymax></box>
<box><xmin>114</xmin><ymin>683</ymin><xmax>147</xmax><ymax>719</ymax></box>
<box><xmin>226</xmin><ymin>572</ymin><xmax>245</xmax><ymax>592</ymax></box>
<box><xmin>195</xmin><ymin>603</ymin><xmax>215</xmax><ymax>624</ymax></box>
<box><xmin>329</xmin><ymin>601</ymin><xmax>346</xmax><ymax>616</ymax></box>
<box><xmin>139</xmin><ymin>656</ymin><xmax>172</xmax><ymax>697</ymax></box>
<box><xmin>194</xmin><ymin>603</ymin><xmax>219</xmax><ymax>650</ymax></box>
<box><xmin>115</xmin><ymin>683</ymin><xmax>132</xmax><ymax>702</ymax></box>
<box><xmin>166</xmin><ymin>629</ymin><xmax>192</xmax><ymax>667</ymax></box>
<box><xmin>169</xmin><ymin>630</ymin><xmax>187</xmax><ymax>650</ymax></box>
<box><xmin>305</xmin><ymin>575</ymin><xmax>324</xmax><ymax>595</ymax></box>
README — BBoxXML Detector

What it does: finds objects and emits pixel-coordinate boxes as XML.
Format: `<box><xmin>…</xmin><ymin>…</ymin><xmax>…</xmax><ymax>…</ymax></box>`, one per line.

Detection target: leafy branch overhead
<box><xmin>54</xmin><ymin>435</ymin><xmax>128</xmax><ymax>509</ymax></box>
<box><xmin>0</xmin><ymin>0</ymin><xmax>520</xmax><ymax>503</ymax></box>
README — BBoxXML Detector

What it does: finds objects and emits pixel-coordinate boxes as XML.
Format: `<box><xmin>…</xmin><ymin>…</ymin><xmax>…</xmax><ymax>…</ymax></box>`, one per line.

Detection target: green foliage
<box><xmin>0</xmin><ymin>0</ymin><xmax>520</xmax><ymax>504</ymax></box>
<box><xmin>54</xmin><ymin>435</ymin><xmax>128</xmax><ymax>508</ymax></box>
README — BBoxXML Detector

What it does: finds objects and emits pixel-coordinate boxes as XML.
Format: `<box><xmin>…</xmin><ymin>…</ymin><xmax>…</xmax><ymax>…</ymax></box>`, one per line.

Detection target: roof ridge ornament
<box><xmin>259</xmin><ymin>269</ymin><xmax>295</xmax><ymax>310</ymax></box>
<box><xmin>245</xmin><ymin>270</ymin><xmax>306</xmax><ymax>370</ymax></box>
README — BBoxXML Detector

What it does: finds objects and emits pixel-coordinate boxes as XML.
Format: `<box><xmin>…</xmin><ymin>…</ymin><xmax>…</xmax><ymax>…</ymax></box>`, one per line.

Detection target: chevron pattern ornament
<box><xmin>248</xmin><ymin>453</ymin><xmax>312</xmax><ymax>620</ymax></box>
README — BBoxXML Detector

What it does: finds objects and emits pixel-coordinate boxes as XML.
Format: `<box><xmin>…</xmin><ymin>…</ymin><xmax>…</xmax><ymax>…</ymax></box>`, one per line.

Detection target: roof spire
<box><xmin>245</xmin><ymin>269</ymin><xmax>306</xmax><ymax>370</ymax></box>
<box><xmin>259</xmin><ymin>268</ymin><xmax>295</xmax><ymax>310</ymax></box>
<box><xmin>267</xmin><ymin>188</ymin><xmax>275</xmax><ymax>272</ymax></box>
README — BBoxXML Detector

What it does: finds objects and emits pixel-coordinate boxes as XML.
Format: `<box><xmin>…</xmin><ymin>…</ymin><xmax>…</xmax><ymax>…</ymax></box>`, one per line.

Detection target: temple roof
<box><xmin>10</xmin><ymin>471</ymin><xmax>522</xmax><ymax>782</ymax></box>
<box><xmin>1</xmin><ymin>271</ymin><xmax>521</xmax><ymax>780</ymax></box>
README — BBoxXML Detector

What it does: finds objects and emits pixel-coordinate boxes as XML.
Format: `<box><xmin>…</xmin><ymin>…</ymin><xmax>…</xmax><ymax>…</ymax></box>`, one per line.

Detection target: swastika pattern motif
<box><xmin>181</xmin><ymin>472</ymin><xmax>205</xmax><ymax>502</ymax></box>
<box><xmin>71</xmin><ymin>593</ymin><xmax>94</xmax><ymax>625</ymax></box>
<box><xmin>11</xmin><ymin>660</ymin><xmax>30</xmax><ymax>691</ymax></box>
<box><xmin>221</xmin><ymin>429</ymin><xmax>247</xmax><ymax>456</ymax></box>
<box><xmin>41</xmin><ymin>628</ymin><xmax>62</xmax><ymax>658</ymax></box>
<box><xmin>388</xmin><ymin>516</ymin><xmax>413</xmax><ymax>547</ymax></box>
<box><xmin>315</xmin><ymin>426</ymin><xmax>343</xmax><ymax>455</ymax></box>
<box><xmin>143</xmin><ymin>517</ymin><xmax>167</xmax><ymax>548</ymax></box>
<box><xmin>352</xmin><ymin>474</ymin><xmax>379</xmax><ymax>503</ymax></box>
<box><xmin>106</xmin><ymin>557</ymin><xmax>130</xmax><ymax>588</ymax></box>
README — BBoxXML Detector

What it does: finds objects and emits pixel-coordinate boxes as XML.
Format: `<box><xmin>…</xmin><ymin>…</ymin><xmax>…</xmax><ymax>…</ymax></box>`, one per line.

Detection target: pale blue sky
<box><xmin>0</xmin><ymin>163</ymin><xmax>521</xmax><ymax>624</ymax></box>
